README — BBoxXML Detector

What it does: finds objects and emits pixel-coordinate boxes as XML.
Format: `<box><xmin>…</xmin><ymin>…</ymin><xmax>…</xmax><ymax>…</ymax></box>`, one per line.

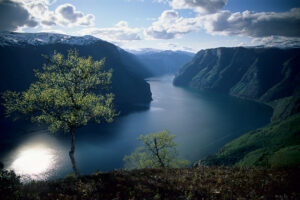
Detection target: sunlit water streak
<box><xmin>5</xmin><ymin>132</ymin><xmax>68</xmax><ymax>181</ymax></box>
<box><xmin>10</xmin><ymin>146</ymin><xmax>55</xmax><ymax>180</ymax></box>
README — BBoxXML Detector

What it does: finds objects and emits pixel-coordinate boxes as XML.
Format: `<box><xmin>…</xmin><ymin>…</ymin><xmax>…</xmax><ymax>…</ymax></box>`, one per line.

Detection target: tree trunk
<box><xmin>154</xmin><ymin>138</ymin><xmax>165</xmax><ymax>168</ymax></box>
<box><xmin>69</xmin><ymin>128</ymin><xmax>80</xmax><ymax>177</ymax></box>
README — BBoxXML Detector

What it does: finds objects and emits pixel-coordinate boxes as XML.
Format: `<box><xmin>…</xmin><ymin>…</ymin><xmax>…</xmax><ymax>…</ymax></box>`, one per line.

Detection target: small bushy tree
<box><xmin>2</xmin><ymin>50</ymin><xmax>117</xmax><ymax>176</ymax></box>
<box><xmin>124</xmin><ymin>130</ymin><xmax>190</xmax><ymax>169</ymax></box>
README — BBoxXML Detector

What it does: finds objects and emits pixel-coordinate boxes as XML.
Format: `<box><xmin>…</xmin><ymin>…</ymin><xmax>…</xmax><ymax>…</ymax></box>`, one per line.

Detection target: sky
<box><xmin>0</xmin><ymin>0</ymin><xmax>300</xmax><ymax>52</ymax></box>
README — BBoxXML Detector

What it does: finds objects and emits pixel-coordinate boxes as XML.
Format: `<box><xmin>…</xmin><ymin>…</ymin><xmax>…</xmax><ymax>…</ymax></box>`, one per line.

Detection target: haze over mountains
<box><xmin>129</xmin><ymin>49</ymin><xmax>194</xmax><ymax>76</ymax></box>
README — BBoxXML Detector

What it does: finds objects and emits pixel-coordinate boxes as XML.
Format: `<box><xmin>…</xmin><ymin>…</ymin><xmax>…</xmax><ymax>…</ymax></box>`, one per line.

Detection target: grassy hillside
<box><xmin>1</xmin><ymin>167</ymin><xmax>299</xmax><ymax>200</ymax></box>
<box><xmin>270</xmin><ymin>90</ymin><xmax>300</xmax><ymax>121</ymax></box>
<box><xmin>204</xmin><ymin>113</ymin><xmax>300</xmax><ymax>168</ymax></box>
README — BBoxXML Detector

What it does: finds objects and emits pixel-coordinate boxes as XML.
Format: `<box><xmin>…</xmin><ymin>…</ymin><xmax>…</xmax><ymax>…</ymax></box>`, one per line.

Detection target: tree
<box><xmin>123</xmin><ymin>130</ymin><xmax>190</xmax><ymax>169</ymax></box>
<box><xmin>2</xmin><ymin>50</ymin><xmax>117</xmax><ymax>177</ymax></box>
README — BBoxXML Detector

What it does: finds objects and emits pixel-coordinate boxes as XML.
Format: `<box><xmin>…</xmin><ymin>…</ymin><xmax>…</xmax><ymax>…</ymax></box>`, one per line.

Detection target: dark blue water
<box><xmin>0</xmin><ymin>76</ymin><xmax>273</xmax><ymax>180</ymax></box>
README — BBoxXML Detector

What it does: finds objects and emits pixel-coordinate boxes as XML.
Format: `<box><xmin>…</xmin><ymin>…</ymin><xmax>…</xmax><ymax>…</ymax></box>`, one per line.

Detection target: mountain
<box><xmin>174</xmin><ymin>47</ymin><xmax>300</xmax><ymax>120</ymax></box>
<box><xmin>0</xmin><ymin>32</ymin><xmax>152</xmax><ymax>112</ymax></box>
<box><xmin>131</xmin><ymin>49</ymin><xmax>194</xmax><ymax>76</ymax></box>
<box><xmin>0</xmin><ymin>32</ymin><xmax>102</xmax><ymax>46</ymax></box>
<box><xmin>175</xmin><ymin>47</ymin><xmax>300</xmax><ymax>168</ymax></box>
<box><xmin>118</xmin><ymin>48</ymin><xmax>153</xmax><ymax>78</ymax></box>
<box><xmin>127</xmin><ymin>48</ymin><xmax>163</xmax><ymax>55</ymax></box>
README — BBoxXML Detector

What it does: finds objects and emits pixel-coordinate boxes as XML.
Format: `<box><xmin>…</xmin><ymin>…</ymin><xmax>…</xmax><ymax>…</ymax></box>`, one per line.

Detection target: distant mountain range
<box><xmin>0</xmin><ymin>32</ymin><xmax>102</xmax><ymax>46</ymax></box>
<box><xmin>129</xmin><ymin>49</ymin><xmax>194</xmax><ymax>76</ymax></box>
<box><xmin>0</xmin><ymin>32</ymin><xmax>152</xmax><ymax>112</ymax></box>
<box><xmin>174</xmin><ymin>47</ymin><xmax>300</xmax><ymax>121</ymax></box>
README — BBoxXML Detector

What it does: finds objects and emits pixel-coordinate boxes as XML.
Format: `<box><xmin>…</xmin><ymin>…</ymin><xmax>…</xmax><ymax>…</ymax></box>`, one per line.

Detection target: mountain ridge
<box><xmin>0</xmin><ymin>32</ymin><xmax>102</xmax><ymax>46</ymax></box>
<box><xmin>174</xmin><ymin>46</ymin><xmax>300</xmax><ymax>121</ymax></box>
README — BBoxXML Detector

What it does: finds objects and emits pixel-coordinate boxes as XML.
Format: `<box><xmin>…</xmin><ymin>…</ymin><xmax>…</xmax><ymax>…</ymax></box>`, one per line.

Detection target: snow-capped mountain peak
<box><xmin>0</xmin><ymin>32</ymin><xmax>101</xmax><ymax>46</ymax></box>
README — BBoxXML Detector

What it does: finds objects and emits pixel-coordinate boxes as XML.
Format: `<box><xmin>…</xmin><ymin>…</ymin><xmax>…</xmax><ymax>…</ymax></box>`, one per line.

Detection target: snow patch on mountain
<box><xmin>0</xmin><ymin>32</ymin><xmax>101</xmax><ymax>46</ymax></box>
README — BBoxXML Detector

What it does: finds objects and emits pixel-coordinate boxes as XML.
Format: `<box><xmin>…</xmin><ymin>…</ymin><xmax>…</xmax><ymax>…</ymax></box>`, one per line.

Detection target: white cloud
<box><xmin>144</xmin><ymin>6</ymin><xmax>300</xmax><ymax>49</ymax></box>
<box><xmin>39</xmin><ymin>29</ymin><xmax>66</xmax><ymax>34</ymax></box>
<box><xmin>0</xmin><ymin>0</ymin><xmax>38</xmax><ymax>31</ymax></box>
<box><xmin>145</xmin><ymin>10</ymin><xmax>198</xmax><ymax>39</ymax></box>
<box><xmin>170</xmin><ymin>0</ymin><xmax>227</xmax><ymax>14</ymax></box>
<box><xmin>155</xmin><ymin>0</ymin><xmax>227</xmax><ymax>14</ymax></box>
<box><xmin>200</xmin><ymin>8</ymin><xmax>300</xmax><ymax>38</ymax></box>
<box><xmin>9</xmin><ymin>0</ymin><xmax>95</xmax><ymax>29</ymax></box>
<box><xmin>78</xmin><ymin>21</ymin><xmax>141</xmax><ymax>42</ymax></box>
<box><xmin>158</xmin><ymin>42</ymin><xmax>196</xmax><ymax>52</ymax></box>
<box><xmin>153</xmin><ymin>0</ymin><xmax>169</xmax><ymax>3</ymax></box>
<box><xmin>251</xmin><ymin>36</ymin><xmax>300</xmax><ymax>48</ymax></box>
<box><xmin>55</xmin><ymin>4</ymin><xmax>95</xmax><ymax>27</ymax></box>
<box><xmin>13</xmin><ymin>0</ymin><xmax>57</xmax><ymax>28</ymax></box>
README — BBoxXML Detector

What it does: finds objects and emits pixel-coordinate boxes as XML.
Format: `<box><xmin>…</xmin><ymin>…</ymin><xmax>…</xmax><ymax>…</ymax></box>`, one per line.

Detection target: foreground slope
<box><xmin>1</xmin><ymin>167</ymin><xmax>299</xmax><ymax>200</ymax></box>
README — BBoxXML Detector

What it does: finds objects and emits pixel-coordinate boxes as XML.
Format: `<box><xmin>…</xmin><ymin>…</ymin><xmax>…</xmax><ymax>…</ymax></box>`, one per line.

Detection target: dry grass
<box><xmin>4</xmin><ymin>166</ymin><xmax>299</xmax><ymax>200</ymax></box>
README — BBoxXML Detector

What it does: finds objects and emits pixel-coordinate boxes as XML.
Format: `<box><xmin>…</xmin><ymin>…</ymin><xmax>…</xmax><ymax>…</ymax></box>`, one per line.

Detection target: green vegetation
<box><xmin>1</xmin><ymin>50</ymin><xmax>117</xmax><ymax>176</ymax></box>
<box><xmin>204</xmin><ymin>113</ymin><xmax>300</xmax><ymax>167</ymax></box>
<box><xmin>124</xmin><ymin>130</ymin><xmax>190</xmax><ymax>169</ymax></box>
<box><xmin>270</xmin><ymin>90</ymin><xmax>300</xmax><ymax>121</ymax></box>
<box><xmin>1</xmin><ymin>167</ymin><xmax>299</xmax><ymax>199</ymax></box>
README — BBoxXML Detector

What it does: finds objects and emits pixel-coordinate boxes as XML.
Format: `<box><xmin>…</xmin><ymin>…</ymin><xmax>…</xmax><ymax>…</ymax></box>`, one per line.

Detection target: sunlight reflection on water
<box><xmin>5</xmin><ymin>132</ymin><xmax>67</xmax><ymax>181</ymax></box>
<box><xmin>10</xmin><ymin>146</ymin><xmax>57</xmax><ymax>180</ymax></box>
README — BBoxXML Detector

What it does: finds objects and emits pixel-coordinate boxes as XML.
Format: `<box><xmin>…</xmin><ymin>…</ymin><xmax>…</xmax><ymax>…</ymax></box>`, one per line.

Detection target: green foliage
<box><xmin>124</xmin><ymin>130</ymin><xmax>190</xmax><ymax>169</ymax></box>
<box><xmin>2</xmin><ymin>49</ymin><xmax>117</xmax><ymax>134</ymax></box>
<box><xmin>205</xmin><ymin>113</ymin><xmax>300</xmax><ymax>167</ymax></box>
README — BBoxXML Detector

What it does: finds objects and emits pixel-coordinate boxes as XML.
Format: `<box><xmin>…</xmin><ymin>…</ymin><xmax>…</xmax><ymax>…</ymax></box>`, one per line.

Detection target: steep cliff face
<box><xmin>174</xmin><ymin>47</ymin><xmax>300</xmax><ymax>120</ymax></box>
<box><xmin>0</xmin><ymin>33</ymin><xmax>152</xmax><ymax>112</ymax></box>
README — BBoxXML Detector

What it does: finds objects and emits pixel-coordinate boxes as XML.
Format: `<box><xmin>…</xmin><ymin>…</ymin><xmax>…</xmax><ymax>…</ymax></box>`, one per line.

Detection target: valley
<box><xmin>1</xmin><ymin>0</ymin><xmax>300</xmax><ymax>198</ymax></box>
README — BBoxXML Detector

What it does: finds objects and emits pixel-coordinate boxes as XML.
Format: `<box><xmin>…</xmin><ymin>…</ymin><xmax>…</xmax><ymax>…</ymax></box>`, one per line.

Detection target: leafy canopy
<box><xmin>124</xmin><ymin>130</ymin><xmax>190</xmax><ymax>169</ymax></box>
<box><xmin>2</xmin><ymin>50</ymin><xmax>117</xmax><ymax>133</ymax></box>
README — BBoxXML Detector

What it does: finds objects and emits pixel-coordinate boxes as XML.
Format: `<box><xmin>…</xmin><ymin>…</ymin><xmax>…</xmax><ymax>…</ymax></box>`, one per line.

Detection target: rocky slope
<box><xmin>174</xmin><ymin>47</ymin><xmax>300</xmax><ymax>120</ymax></box>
